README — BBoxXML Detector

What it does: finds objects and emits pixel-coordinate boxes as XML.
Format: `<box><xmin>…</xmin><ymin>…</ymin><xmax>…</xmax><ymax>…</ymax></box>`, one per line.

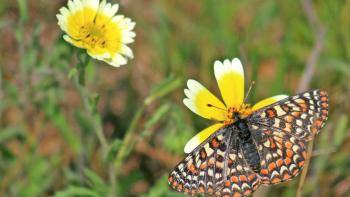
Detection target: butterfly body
<box><xmin>234</xmin><ymin>118</ymin><xmax>261</xmax><ymax>173</ymax></box>
<box><xmin>169</xmin><ymin>89</ymin><xmax>329</xmax><ymax>197</ymax></box>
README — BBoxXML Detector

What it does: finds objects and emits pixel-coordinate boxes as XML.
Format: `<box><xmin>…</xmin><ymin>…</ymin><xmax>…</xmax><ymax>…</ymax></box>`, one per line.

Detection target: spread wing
<box><xmin>248</xmin><ymin>89</ymin><xmax>329</xmax><ymax>141</ymax></box>
<box><xmin>168</xmin><ymin>126</ymin><xmax>260</xmax><ymax>196</ymax></box>
<box><xmin>247</xmin><ymin>89</ymin><xmax>328</xmax><ymax>183</ymax></box>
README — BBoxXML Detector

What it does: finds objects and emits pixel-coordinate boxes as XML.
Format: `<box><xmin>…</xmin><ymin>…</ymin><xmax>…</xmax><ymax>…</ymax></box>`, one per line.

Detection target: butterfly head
<box><xmin>225</xmin><ymin>104</ymin><xmax>253</xmax><ymax>125</ymax></box>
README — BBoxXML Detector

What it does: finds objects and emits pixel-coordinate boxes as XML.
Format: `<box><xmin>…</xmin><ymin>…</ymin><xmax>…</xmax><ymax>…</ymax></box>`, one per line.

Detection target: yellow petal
<box><xmin>252</xmin><ymin>94</ymin><xmax>289</xmax><ymax>111</ymax></box>
<box><xmin>183</xmin><ymin>79</ymin><xmax>226</xmax><ymax>121</ymax></box>
<box><xmin>184</xmin><ymin>123</ymin><xmax>224</xmax><ymax>153</ymax></box>
<box><xmin>214</xmin><ymin>58</ymin><xmax>245</xmax><ymax>108</ymax></box>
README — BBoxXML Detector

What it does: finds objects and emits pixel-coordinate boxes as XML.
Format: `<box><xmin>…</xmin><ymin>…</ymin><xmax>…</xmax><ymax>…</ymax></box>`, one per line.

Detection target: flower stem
<box><xmin>74</xmin><ymin>52</ymin><xmax>113</xmax><ymax>195</ymax></box>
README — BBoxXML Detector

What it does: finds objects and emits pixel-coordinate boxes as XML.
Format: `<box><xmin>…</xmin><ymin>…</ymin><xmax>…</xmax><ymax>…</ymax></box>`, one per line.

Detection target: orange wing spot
<box><xmin>284</xmin><ymin>123</ymin><xmax>292</xmax><ymax>132</ymax></box>
<box><xmin>231</xmin><ymin>176</ymin><xmax>239</xmax><ymax>183</ymax></box>
<box><xmin>284</xmin><ymin>157</ymin><xmax>292</xmax><ymax>165</ymax></box>
<box><xmin>283</xmin><ymin>173</ymin><xmax>291</xmax><ymax>180</ymax></box>
<box><xmin>285</xmin><ymin>141</ymin><xmax>293</xmax><ymax>149</ymax></box>
<box><xmin>184</xmin><ymin>188</ymin><xmax>190</xmax><ymax>193</ymax></box>
<box><xmin>320</xmin><ymin>91</ymin><xmax>327</xmax><ymax>96</ymax></box>
<box><xmin>314</xmin><ymin>118</ymin><xmax>323</xmax><ymax>128</ymax></box>
<box><xmin>239</xmin><ymin>175</ymin><xmax>247</xmax><ymax>182</ymax></box>
<box><xmin>281</xmin><ymin>104</ymin><xmax>290</xmax><ymax>112</ymax></box>
<box><xmin>286</xmin><ymin>149</ymin><xmax>293</xmax><ymax>158</ymax></box>
<box><xmin>284</xmin><ymin>115</ymin><xmax>294</xmax><ymax>123</ymax></box>
<box><xmin>321</xmin><ymin>102</ymin><xmax>328</xmax><ymax>108</ymax></box>
<box><xmin>177</xmin><ymin>183</ymin><xmax>183</xmax><ymax>191</ymax></box>
<box><xmin>168</xmin><ymin>176</ymin><xmax>173</xmax><ymax>182</ymax></box>
<box><xmin>298</xmin><ymin>161</ymin><xmax>305</xmax><ymax>167</ymax></box>
<box><xmin>207</xmin><ymin>186</ymin><xmax>214</xmax><ymax>193</ymax></box>
<box><xmin>198</xmin><ymin>186</ymin><xmax>205</xmax><ymax>193</ymax></box>
<box><xmin>200</xmin><ymin>149</ymin><xmax>207</xmax><ymax>159</ymax></box>
<box><xmin>264</xmin><ymin>129</ymin><xmax>273</xmax><ymax>134</ymax></box>
<box><xmin>261</xmin><ymin>169</ymin><xmax>269</xmax><ymax>175</ymax></box>
<box><xmin>191</xmin><ymin>190</ymin><xmax>196</xmax><ymax>195</ymax></box>
<box><xmin>224</xmin><ymin>180</ymin><xmax>231</xmax><ymax>187</ymax></box>
<box><xmin>211</xmin><ymin>138</ymin><xmax>220</xmax><ymax>148</ymax></box>
<box><xmin>200</xmin><ymin>163</ymin><xmax>207</xmax><ymax>169</ymax></box>
<box><xmin>321</xmin><ymin>96</ymin><xmax>328</xmax><ymax>102</ymax></box>
<box><xmin>233</xmin><ymin>192</ymin><xmax>241</xmax><ymax>197</ymax></box>
<box><xmin>292</xmin><ymin>169</ymin><xmax>299</xmax><ymax>175</ymax></box>
<box><xmin>271</xmin><ymin>177</ymin><xmax>281</xmax><ymax>184</ymax></box>
<box><xmin>268</xmin><ymin>163</ymin><xmax>276</xmax><ymax>171</ymax></box>
<box><xmin>302</xmin><ymin>151</ymin><xmax>307</xmax><ymax>159</ymax></box>
<box><xmin>223</xmin><ymin>194</ymin><xmax>231</xmax><ymax>197</ymax></box>
<box><xmin>248</xmin><ymin>174</ymin><xmax>256</xmax><ymax>181</ymax></box>
<box><xmin>188</xmin><ymin>164</ymin><xmax>198</xmax><ymax>174</ymax></box>
<box><xmin>172</xmin><ymin>180</ymin><xmax>178</xmax><ymax>187</ymax></box>
<box><xmin>321</xmin><ymin>109</ymin><xmax>328</xmax><ymax>115</ymax></box>
<box><xmin>274</xmin><ymin>136</ymin><xmax>283</xmax><ymax>144</ymax></box>
<box><xmin>298</xmin><ymin>102</ymin><xmax>308</xmax><ymax>112</ymax></box>
<box><xmin>291</xmin><ymin>111</ymin><xmax>302</xmax><ymax>117</ymax></box>
<box><xmin>244</xmin><ymin>189</ymin><xmax>252</xmax><ymax>195</ymax></box>
<box><xmin>276</xmin><ymin>159</ymin><xmax>284</xmax><ymax>167</ymax></box>
<box><xmin>266</xmin><ymin>109</ymin><xmax>276</xmax><ymax>118</ymax></box>
<box><xmin>268</xmin><ymin>138</ymin><xmax>276</xmax><ymax>149</ymax></box>
<box><xmin>311</xmin><ymin>126</ymin><xmax>318</xmax><ymax>134</ymax></box>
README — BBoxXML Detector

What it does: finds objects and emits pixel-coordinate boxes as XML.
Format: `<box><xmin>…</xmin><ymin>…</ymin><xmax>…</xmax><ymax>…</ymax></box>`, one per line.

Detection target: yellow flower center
<box><xmin>80</xmin><ymin>23</ymin><xmax>107</xmax><ymax>48</ymax></box>
<box><xmin>224</xmin><ymin>104</ymin><xmax>253</xmax><ymax>125</ymax></box>
<box><xmin>66</xmin><ymin>7</ymin><xmax>122</xmax><ymax>55</ymax></box>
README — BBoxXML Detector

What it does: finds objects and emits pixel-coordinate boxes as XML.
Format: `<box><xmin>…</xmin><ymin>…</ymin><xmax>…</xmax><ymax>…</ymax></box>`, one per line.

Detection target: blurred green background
<box><xmin>1</xmin><ymin>0</ymin><xmax>350</xmax><ymax>197</ymax></box>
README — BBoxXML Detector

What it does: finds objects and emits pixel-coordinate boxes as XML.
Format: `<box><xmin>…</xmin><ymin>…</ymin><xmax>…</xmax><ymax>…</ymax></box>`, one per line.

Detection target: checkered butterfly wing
<box><xmin>247</xmin><ymin>89</ymin><xmax>329</xmax><ymax>184</ymax></box>
<box><xmin>168</xmin><ymin>126</ymin><xmax>260</xmax><ymax>197</ymax></box>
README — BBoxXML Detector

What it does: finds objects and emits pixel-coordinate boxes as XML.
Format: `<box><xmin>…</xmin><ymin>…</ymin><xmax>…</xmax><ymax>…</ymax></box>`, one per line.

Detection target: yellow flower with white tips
<box><xmin>183</xmin><ymin>58</ymin><xmax>288</xmax><ymax>153</ymax></box>
<box><xmin>57</xmin><ymin>0</ymin><xmax>135</xmax><ymax>67</ymax></box>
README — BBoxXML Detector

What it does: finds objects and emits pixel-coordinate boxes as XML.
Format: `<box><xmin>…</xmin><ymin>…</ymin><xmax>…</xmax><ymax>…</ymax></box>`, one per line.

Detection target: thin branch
<box><xmin>297</xmin><ymin>0</ymin><xmax>326</xmax><ymax>92</ymax></box>
<box><xmin>296</xmin><ymin>0</ymin><xmax>326</xmax><ymax>197</ymax></box>
<box><xmin>135</xmin><ymin>141</ymin><xmax>182</xmax><ymax>168</ymax></box>
<box><xmin>296</xmin><ymin>134</ymin><xmax>315</xmax><ymax>197</ymax></box>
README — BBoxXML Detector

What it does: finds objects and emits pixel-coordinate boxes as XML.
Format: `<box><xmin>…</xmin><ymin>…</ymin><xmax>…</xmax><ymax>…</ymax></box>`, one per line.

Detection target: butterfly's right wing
<box><xmin>168</xmin><ymin>126</ymin><xmax>260</xmax><ymax>197</ymax></box>
<box><xmin>250</xmin><ymin>125</ymin><xmax>308</xmax><ymax>184</ymax></box>
<box><xmin>246</xmin><ymin>89</ymin><xmax>328</xmax><ymax>184</ymax></box>
<box><xmin>249</xmin><ymin>89</ymin><xmax>329</xmax><ymax>141</ymax></box>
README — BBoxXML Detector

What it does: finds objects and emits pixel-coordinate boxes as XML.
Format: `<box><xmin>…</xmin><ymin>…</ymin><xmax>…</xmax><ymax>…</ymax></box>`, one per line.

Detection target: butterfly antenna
<box><xmin>207</xmin><ymin>104</ymin><xmax>226</xmax><ymax>111</ymax></box>
<box><xmin>244</xmin><ymin>81</ymin><xmax>255</xmax><ymax>103</ymax></box>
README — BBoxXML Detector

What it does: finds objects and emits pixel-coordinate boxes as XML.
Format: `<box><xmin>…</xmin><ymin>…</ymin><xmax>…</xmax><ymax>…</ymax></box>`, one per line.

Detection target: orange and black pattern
<box><xmin>168</xmin><ymin>90</ymin><xmax>328</xmax><ymax>197</ymax></box>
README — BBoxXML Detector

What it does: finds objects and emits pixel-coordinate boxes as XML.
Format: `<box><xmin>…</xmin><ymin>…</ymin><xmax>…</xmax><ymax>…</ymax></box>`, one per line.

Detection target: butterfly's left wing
<box><xmin>168</xmin><ymin>126</ymin><xmax>260</xmax><ymax>196</ymax></box>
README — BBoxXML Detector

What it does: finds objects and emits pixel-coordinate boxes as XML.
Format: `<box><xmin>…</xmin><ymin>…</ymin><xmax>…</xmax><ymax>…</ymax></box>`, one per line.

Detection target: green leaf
<box><xmin>84</xmin><ymin>168</ymin><xmax>108</xmax><ymax>195</ymax></box>
<box><xmin>334</xmin><ymin>114</ymin><xmax>348</xmax><ymax>146</ymax></box>
<box><xmin>105</xmin><ymin>138</ymin><xmax>123</xmax><ymax>162</ymax></box>
<box><xmin>54</xmin><ymin>186</ymin><xmax>100</xmax><ymax>197</ymax></box>
<box><xmin>0</xmin><ymin>127</ymin><xmax>23</xmax><ymax>143</ymax></box>
<box><xmin>68</xmin><ymin>68</ymin><xmax>78</xmax><ymax>80</ymax></box>
<box><xmin>145</xmin><ymin>75</ymin><xmax>182</xmax><ymax>105</ymax></box>
<box><xmin>144</xmin><ymin>103</ymin><xmax>170</xmax><ymax>129</ymax></box>
<box><xmin>16</xmin><ymin>0</ymin><xmax>28</xmax><ymax>22</ymax></box>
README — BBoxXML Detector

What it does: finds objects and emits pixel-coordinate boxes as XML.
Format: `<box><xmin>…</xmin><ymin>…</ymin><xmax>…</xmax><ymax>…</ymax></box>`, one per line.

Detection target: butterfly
<box><xmin>168</xmin><ymin>59</ymin><xmax>328</xmax><ymax>197</ymax></box>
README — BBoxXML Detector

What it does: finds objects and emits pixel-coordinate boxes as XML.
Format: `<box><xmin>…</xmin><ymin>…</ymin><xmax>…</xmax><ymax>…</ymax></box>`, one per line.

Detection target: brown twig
<box><xmin>297</xmin><ymin>0</ymin><xmax>326</xmax><ymax>93</ymax></box>
<box><xmin>296</xmin><ymin>0</ymin><xmax>326</xmax><ymax>197</ymax></box>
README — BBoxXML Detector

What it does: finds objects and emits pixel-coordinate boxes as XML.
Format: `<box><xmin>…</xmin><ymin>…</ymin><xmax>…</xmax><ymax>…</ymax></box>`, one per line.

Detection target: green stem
<box><xmin>114</xmin><ymin>103</ymin><xmax>146</xmax><ymax>173</ymax></box>
<box><xmin>74</xmin><ymin>51</ymin><xmax>118</xmax><ymax>196</ymax></box>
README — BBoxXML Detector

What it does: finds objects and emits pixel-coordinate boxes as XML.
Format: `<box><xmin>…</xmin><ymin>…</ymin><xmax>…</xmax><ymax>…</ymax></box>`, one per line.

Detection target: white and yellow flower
<box><xmin>57</xmin><ymin>0</ymin><xmax>135</xmax><ymax>67</ymax></box>
<box><xmin>183</xmin><ymin>58</ymin><xmax>288</xmax><ymax>153</ymax></box>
